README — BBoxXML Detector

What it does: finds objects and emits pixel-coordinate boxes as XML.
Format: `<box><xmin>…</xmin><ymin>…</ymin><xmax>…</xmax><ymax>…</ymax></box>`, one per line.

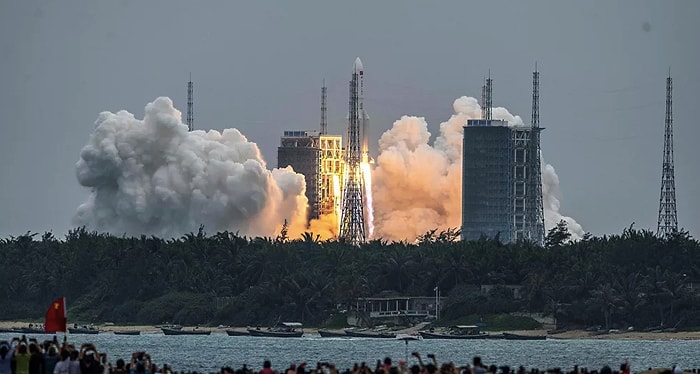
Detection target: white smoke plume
<box><xmin>541</xmin><ymin>162</ymin><xmax>585</xmax><ymax>239</ymax></box>
<box><xmin>74</xmin><ymin>97</ymin><xmax>308</xmax><ymax>238</ymax></box>
<box><xmin>372</xmin><ymin>96</ymin><xmax>582</xmax><ymax>242</ymax></box>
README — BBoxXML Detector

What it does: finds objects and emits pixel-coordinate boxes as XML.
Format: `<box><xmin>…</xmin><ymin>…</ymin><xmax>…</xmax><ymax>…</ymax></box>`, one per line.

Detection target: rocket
<box><xmin>354</xmin><ymin>57</ymin><xmax>371</xmax><ymax>164</ymax></box>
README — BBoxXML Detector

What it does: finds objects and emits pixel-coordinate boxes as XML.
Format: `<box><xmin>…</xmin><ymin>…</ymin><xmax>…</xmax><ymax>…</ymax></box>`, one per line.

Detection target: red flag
<box><xmin>44</xmin><ymin>297</ymin><xmax>67</xmax><ymax>333</ymax></box>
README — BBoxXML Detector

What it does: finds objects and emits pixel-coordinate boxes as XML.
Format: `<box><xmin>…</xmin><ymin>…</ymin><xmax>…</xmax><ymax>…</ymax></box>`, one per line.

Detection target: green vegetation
<box><xmin>1</xmin><ymin>223</ymin><xmax>699</xmax><ymax>331</ymax></box>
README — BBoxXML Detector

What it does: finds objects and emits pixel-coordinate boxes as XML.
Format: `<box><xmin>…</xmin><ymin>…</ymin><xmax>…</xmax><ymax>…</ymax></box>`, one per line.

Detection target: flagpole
<box><xmin>64</xmin><ymin>297</ymin><xmax>69</xmax><ymax>345</ymax></box>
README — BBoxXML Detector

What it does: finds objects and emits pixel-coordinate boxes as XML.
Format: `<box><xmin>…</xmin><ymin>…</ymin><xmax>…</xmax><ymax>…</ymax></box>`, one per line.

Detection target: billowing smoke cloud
<box><xmin>74</xmin><ymin>97</ymin><xmax>308</xmax><ymax>238</ymax></box>
<box><xmin>372</xmin><ymin>96</ymin><xmax>583</xmax><ymax>242</ymax></box>
<box><xmin>541</xmin><ymin>163</ymin><xmax>584</xmax><ymax>239</ymax></box>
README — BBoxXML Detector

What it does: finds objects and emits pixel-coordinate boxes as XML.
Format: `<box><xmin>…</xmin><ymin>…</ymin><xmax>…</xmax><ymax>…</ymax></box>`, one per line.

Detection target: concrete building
<box><xmin>461</xmin><ymin>120</ymin><xmax>543</xmax><ymax>243</ymax></box>
<box><xmin>278</xmin><ymin>130</ymin><xmax>322</xmax><ymax>221</ymax></box>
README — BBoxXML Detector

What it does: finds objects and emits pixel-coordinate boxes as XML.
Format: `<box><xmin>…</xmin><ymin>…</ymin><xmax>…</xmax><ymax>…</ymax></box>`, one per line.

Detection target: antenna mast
<box><xmin>657</xmin><ymin>72</ymin><xmax>678</xmax><ymax>236</ymax></box>
<box><xmin>186</xmin><ymin>73</ymin><xmax>194</xmax><ymax>131</ymax></box>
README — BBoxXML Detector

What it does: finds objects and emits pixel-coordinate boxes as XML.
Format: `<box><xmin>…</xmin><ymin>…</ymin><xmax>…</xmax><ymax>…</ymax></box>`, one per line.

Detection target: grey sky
<box><xmin>1</xmin><ymin>0</ymin><xmax>698</xmax><ymax>238</ymax></box>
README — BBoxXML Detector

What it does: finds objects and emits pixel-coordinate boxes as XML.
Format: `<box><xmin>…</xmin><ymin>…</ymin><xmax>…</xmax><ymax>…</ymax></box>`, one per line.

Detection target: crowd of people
<box><xmin>0</xmin><ymin>336</ymin><xmax>695</xmax><ymax>374</ymax></box>
<box><xmin>0</xmin><ymin>336</ymin><xmax>165</xmax><ymax>374</ymax></box>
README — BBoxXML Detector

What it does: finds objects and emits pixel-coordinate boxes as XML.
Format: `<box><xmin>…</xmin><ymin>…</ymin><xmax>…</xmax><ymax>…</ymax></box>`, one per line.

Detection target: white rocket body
<box><xmin>354</xmin><ymin>58</ymin><xmax>370</xmax><ymax>164</ymax></box>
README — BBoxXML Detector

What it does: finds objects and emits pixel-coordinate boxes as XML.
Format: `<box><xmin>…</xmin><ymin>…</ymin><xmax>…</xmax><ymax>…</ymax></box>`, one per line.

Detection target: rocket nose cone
<box><xmin>353</xmin><ymin>57</ymin><xmax>364</xmax><ymax>73</ymax></box>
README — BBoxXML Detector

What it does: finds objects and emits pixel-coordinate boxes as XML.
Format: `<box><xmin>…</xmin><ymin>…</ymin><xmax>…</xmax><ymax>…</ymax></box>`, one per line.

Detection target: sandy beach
<box><xmin>1</xmin><ymin>321</ymin><xmax>698</xmax><ymax>340</ymax></box>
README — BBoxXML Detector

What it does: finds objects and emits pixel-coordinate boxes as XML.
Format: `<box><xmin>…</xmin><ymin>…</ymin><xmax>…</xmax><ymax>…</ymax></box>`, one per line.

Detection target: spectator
<box><xmin>53</xmin><ymin>351</ymin><xmax>70</xmax><ymax>374</ymax></box>
<box><xmin>0</xmin><ymin>340</ymin><xmax>16</xmax><ymax>374</ymax></box>
<box><xmin>45</xmin><ymin>346</ymin><xmax>60</xmax><ymax>374</ymax></box>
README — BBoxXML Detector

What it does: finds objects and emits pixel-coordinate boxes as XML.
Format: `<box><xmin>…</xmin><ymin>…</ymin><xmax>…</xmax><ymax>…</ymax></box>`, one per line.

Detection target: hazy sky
<box><xmin>1</xmin><ymin>0</ymin><xmax>698</xmax><ymax>239</ymax></box>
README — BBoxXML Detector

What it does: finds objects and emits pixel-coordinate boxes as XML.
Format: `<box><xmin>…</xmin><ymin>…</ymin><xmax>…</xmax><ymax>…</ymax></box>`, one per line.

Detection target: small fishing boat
<box><xmin>113</xmin><ymin>330</ymin><xmax>140</xmax><ymax>335</ymax></box>
<box><xmin>225</xmin><ymin>329</ymin><xmax>249</xmax><ymax>336</ymax></box>
<box><xmin>344</xmin><ymin>329</ymin><xmax>396</xmax><ymax>339</ymax></box>
<box><xmin>68</xmin><ymin>327</ymin><xmax>100</xmax><ymax>334</ymax></box>
<box><xmin>248</xmin><ymin>322</ymin><xmax>304</xmax><ymax>338</ymax></box>
<box><xmin>0</xmin><ymin>328</ymin><xmax>22</xmax><ymax>333</ymax></box>
<box><xmin>318</xmin><ymin>330</ymin><xmax>348</xmax><ymax>338</ymax></box>
<box><xmin>419</xmin><ymin>325</ymin><xmax>492</xmax><ymax>340</ymax></box>
<box><xmin>502</xmin><ymin>332</ymin><xmax>546</xmax><ymax>340</ymax></box>
<box><xmin>162</xmin><ymin>328</ymin><xmax>210</xmax><ymax>335</ymax></box>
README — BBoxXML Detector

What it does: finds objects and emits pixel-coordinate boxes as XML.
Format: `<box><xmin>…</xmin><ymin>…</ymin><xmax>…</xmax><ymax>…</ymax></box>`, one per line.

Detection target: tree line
<box><xmin>0</xmin><ymin>222</ymin><xmax>698</xmax><ymax>330</ymax></box>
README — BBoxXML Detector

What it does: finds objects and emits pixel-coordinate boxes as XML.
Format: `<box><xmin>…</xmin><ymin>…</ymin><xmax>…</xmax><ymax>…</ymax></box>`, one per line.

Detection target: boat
<box><xmin>68</xmin><ymin>327</ymin><xmax>99</xmax><ymax>334</ymax></box>
<box><xmin>318</xmin><ymin>330</ymin><xmax>349</xmax><ymax>338</ymax></box>
<box><xmin>419</xmin><ymin>325</ymin><xmax>492</xmax><ymax>340</ymax></box>
<box><xmin>344</xmin><ymin>329</ymin><xmax>396</xmax><ymax>339</ymax></box>
<box><xmin>225</xmin><ymin>329</ymin><xmax>250</xmax><ymax>336</ymax></box>
<box><xmin>162</xmin><ymin>328</ymin><xmax>210</xmax><ymax>335</ymax></box>
<box><xmin>502</xmin><ymin>332</ymin><xmax>547</xmax><ymax>340</ymax></box>
<box><xmin>420</xmin><ymin>331</ymin><xmax>492</xmax><ymax>339</ymax></box>
<box><xmin>247</xmin><ymin>322</ymin><xmax>304</xmax><ymax>338</ymax></box>
<box><xmin>113</xmin><ymin>330</ymin><xmax>141</xmax><ymax>335</ymax></box>
<box><xmin>0</xmin><ymin>328</ymin><xmax>22</xmax><ymax>333</ymax></box>
<box><xmin>21</xmin><ymin>328</ymin><xmax>47</xmax><ymax>334</ymax></box>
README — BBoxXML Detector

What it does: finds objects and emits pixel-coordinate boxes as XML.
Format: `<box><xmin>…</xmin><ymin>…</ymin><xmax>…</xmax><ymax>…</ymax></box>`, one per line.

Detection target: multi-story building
<box><xmin>319</xmin><ymin>135</ymin><xmax>344</xmax><ymax>217</ymax></box>
<box><xmin>278</xmin><ymin>130</ymin><xmax>322</xmax><ymax>221</ymax></box>
<box><xmin>461</xmin><ymin>119</ymin><xmax>543</xmax><ymax>243</ymax></box>
<box><xmin>278</xmin><ymin>131</ymin><xmax>345</xmax><ymax>224</ymax></box>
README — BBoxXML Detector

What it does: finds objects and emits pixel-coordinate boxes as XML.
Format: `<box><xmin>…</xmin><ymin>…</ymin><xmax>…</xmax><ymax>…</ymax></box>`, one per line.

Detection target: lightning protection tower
<box><xmin>186</xmin><ymin>73</ymin><xmax>194</xmax><ymax>131</ymax></box>
<box><xmin>657</xmin><ymin>72</ymin><xmax>678</xmax><ymax>236</ymax></box>
<box><xmin>320</xmin><ymin>80</ymin><xmax>328</xmax><ymax>135</ymax></box>
<box><xmin>529</xmin><ymin>64</ymin><xmax>546</xmax><ymax>245</ymax></box>
<box><xmin>339</xmin><ymin>58</ymin><xmax>367</xmax><ymax>245</ymax></box>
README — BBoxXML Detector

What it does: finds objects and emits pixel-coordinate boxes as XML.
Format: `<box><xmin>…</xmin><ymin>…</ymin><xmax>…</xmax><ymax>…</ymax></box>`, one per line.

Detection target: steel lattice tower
<box><xmin>530</xmin><ymin>65</ymin><xmax>546</xmax><ymax>245</ymax></box>
<box><xmin>339</xmin><ymin>59</ymin><xmax>367</xmax><ymax>245</ymax></box>
<box><xmin>186</xmin><ymin>73</ymin><xmax>194</xmax><ymax>131</ymax></box>
<box><xmin>485</xmin><ymin>73</ymin><xmax>493</xmax><ymax>120</ymax></box>
<box><xmin>657</xmin><ymin>73</ymin><xmax>678</xmax><ymax>236</ymax></box>
<box><xmin>320</xmin><ymin>80</ymin><xmax>328</xmax><ymax>135</ymax></box>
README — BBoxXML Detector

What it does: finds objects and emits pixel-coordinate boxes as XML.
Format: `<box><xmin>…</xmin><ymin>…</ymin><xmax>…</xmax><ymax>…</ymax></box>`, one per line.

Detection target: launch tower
<box><xmin>339</xmin><ymin>58</ymin><xmax>368</xmax><ymax>245</ymax></box>
<box><xmin>657</xmin><ymin>72</ymin><xmax>678</xmax><ymax>236</ymax></box>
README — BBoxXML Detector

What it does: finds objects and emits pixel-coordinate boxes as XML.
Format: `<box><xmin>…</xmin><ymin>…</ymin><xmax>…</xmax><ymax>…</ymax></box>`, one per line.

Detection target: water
<box><xmin>2</xmin><ymin>332</ymin><xmax>698</xmax><ymax>373</ymax></box>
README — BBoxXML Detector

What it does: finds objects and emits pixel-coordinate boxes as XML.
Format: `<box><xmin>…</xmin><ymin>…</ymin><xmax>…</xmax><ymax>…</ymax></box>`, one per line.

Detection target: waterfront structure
<box><xmin>461</xmin><ymin>72</ymin><xmax>545</xmax><ymax>244</ymax></box>
<box><xmin>657</xmin><ymin>72</ymin><xmax>678</xmax><ymax>236</ymax></box>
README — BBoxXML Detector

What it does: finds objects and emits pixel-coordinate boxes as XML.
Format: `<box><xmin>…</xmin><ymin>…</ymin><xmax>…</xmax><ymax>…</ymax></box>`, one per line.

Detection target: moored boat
<box><xmin>68</xmin><ymin>327</ymin><xmax>99</xmax><ymax>334</ymax></box>
<box><xmin>419</xmin><ymin>331</ymin><xmax>491</xmax><ymax>339</ymax></box>
<box><xmin>20</xmin><ymin>326</ymin><xmax>46</xmax><ymax>334</ymax></box>
<box><xmin>0</xmin><ymin>328</ymin><xmax>23</xmax><ymax>333</ymax></box>
<box><xmin>502</xmin><ymin>332</ymin><xmax>546</xmax><ymax>340</ymax></box>
<box><xmin>162</xmin><ymin>328</ymin><xmax>210</xmax><ymax>335</ymax></box>
<box><xmin>113</xmin><ymin>330</ymin><xmax>140</xmax><ymax>335</ymax></box>
<box><xmin>344</xmin><ymin>329</ymin><xmax>396</xmax><ymax>339</ymax></box>
<box><xmin>419</xmin><ymin>325</ymin><xmax>492</xmax><ymax>340</ymax></box>
<box><xmin>225</xmin><ymin>329</ymin><xmax>249</xmax><ymax>336</ymax></box>
<box><xmin>318</xmin><ymin>330</ymin><xmax>348</xmax><ymax>338</ymax></box>
<box><xmin>248</xmin><ymin>322</ymin><xmax>304</xmax><ymax>338</ymax></box>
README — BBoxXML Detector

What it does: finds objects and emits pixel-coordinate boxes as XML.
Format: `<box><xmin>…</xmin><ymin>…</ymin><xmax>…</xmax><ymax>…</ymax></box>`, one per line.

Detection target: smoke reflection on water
<box><xmin>2</xmin><ymin>333</ymin><xmax>697</xmax><ymax>372</ymax></box>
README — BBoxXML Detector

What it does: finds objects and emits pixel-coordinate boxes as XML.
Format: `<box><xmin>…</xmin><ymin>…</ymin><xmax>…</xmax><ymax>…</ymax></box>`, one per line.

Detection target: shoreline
<box><xmin>1</xmin><ymin>321</ymin><xmax>698</xmax><ymax>340</ymax></box>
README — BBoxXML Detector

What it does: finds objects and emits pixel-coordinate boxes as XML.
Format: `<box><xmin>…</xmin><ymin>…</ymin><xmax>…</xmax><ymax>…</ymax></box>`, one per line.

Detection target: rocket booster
<box><xmin>354</xmin><ymin>57</ymin><xmax>370</xmax><ymax>164</ymax></box>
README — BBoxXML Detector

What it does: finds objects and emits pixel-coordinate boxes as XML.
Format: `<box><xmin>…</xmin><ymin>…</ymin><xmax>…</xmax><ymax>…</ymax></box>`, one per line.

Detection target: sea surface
<box><xmin>1</xmin><ymin>332</ymin><xmax>698</xmax><ymax>373</ymax></box>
